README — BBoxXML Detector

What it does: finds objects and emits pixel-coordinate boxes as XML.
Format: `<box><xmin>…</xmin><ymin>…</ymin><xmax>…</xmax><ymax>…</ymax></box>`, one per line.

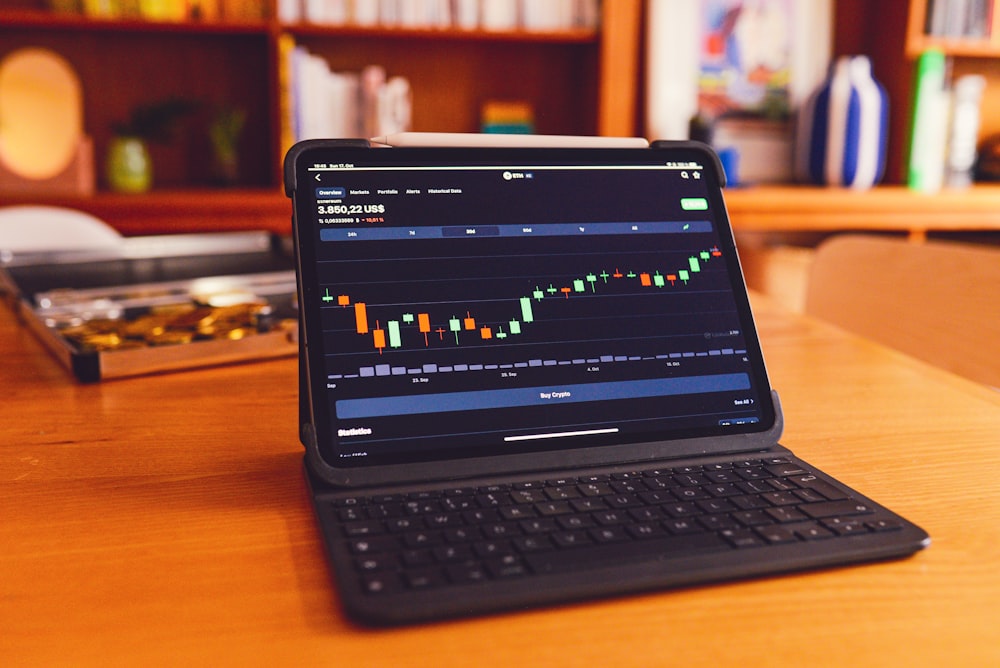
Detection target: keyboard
<box><xmin>317</xmin><ymin>456</ymin><xmax>906</xmax><ymax>598</ymax></box>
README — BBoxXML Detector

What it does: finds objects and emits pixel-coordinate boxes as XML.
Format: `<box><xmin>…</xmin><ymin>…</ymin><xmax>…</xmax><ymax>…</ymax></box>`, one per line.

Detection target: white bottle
<box><xmin>945</xmin><ymin>74</ymin><xmax>987</xmax><ymax>189</ymax></box>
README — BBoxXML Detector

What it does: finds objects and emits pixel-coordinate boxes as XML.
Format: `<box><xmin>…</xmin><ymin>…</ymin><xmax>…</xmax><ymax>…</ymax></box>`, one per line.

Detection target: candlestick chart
<box><xmin>319</xmin><ymin>246</ymin><xmax>727</xmax><ymax>357</ymax></box>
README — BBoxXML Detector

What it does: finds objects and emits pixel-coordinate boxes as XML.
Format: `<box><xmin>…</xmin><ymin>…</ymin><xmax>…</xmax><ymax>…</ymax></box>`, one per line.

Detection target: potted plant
<box><xmin>208</xmin><ymin>105</ymin><xmax>246</xmax><ymax>186</ymax></box>
<box><xmin>106</xmin><ymin>96</ymin><xmax>197</xmax><ymax>193</ymax></box>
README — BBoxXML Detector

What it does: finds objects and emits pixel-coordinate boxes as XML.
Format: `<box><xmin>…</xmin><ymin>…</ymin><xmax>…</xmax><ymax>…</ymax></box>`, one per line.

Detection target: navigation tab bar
<box><xmin>320</xmin><ymin>220</ymin><xmax>713</xmax><ymax>242</ymax></box>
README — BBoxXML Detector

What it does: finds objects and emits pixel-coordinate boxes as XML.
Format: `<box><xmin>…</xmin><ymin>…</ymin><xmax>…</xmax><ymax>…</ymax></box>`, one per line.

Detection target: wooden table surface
<box><xmin>2</xmin><ymin>293</ymin><xmax>999</xmax><ymax>667</ymax></box>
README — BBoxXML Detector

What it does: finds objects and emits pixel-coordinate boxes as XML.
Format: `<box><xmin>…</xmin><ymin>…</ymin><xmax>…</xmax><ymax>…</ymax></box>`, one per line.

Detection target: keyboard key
<box><xmin>570</xmin><ymin>498</ymin><xmax>608</xmax><ymax>512</ymax></box>
<box><xmin>626</xmin><ymin>522</ymin><xmax>666</xmax><ymax>539</ymax></box>
<box><xmin>720</xmin><ymin>528</ymin><xmax>766</xmax><ymax>548</ymax></box>
<box><xmin>761</xmin><ymin>491</ymin><xmax>800</xmax><ymax>506</ymax></box>
<box><xmin>698</xmin><ymin>514</ymin><xmax>740</xmax><ymax>531</ymax></box>
<box><xmin>789</xmin><ymin>475</ymin><xmax>848</xmax><ymax>500</ymax></box>
<box><xmin>755</xmin><ymin>525</ymin><xmax>799</xmax><ymax>544</ymax></box>
<box><xmin>673</xmin><ymin>486</ymin><xmax>711</xmax><ymax>500</ymax></box>
<box><xmin>526</xmin><ymin>532</ymin><xmax>727</xmax><ymax>573</ymax></box>
<box><xmin>474</xmin><ymin>540</ymin><xmax>514</xmax><ymax>558</ymax></box>
<box><xmin>628</xmin><ymin>507</ymin><xmax>662</xmax><ymax>522</ymax></box>
<box><xmin>387</xmin><ymin>517</ymin><xmax>421</xmax><ymax>532</ymax></box>
<box><xmin>793</xmin><ymin>488</ymin><xmax>828</xmax><ymax>504</ymax></box>
<box><xmin>705</xmin><ymin>483</ymin><xmax>742</xmax><ymax>497</ymax></box>
<box><xmin>425</xmin><ymin>513</ymin><xmax>461</xmax><ymax>528</ymax></box>
<box><xmin>350</xmin><ymin>537</ymin><xmax>397</xmax><ymax>555</ymax></box>
<box><xmin>485</xmin><ymin>555</ymin><xmax>528</xmax><ymax>578</ymax></box>
<box><xmin>499</xmin><ymin>505</ymin><xmax>536</xmax><ymax>520</ymax></box>
<box><xmin>536</xmin><ymin>501</ymin><xmax>573</xmax><ymax>517</ymax></box>
<box><xmin>406</xmin><ymin>568</ymin><xmax>446</xmax><ymax>589</ymax></box>
<box><xmin>446</xmin><ymin>563</ymin><xmax>488</xmax><ymax>584</ymax></box>
<box><xmin>403</xmin><ymin>531</ymin><xmax>444</xmax><ymax>548</ymax></box>
<box><xmin>867</xmin><ymin>518</ymin><xmax>904</xmax><ymax>532</ymax></box>
<box><xmin>513</xmin><ymin>535</ymin><xmax>553</xmax><ymax>553</ymax></box>
<box><xmin>765</xmin><ymin>506</ymin><xmax>808</xmax><ymax>524</ymax></box>
<box><xmin>606</xmin><ymin>494</ymin><xmax>642</xmax><ymax>509</ymax></box>
<box><xmin>476</xmin><ymin>493</ymin><xmax>506</xmax><ymax>508</ymax></box>
<box><xmin>639</xmin><ymin>490</ymin><xmax>673</xmax><ymax>505</ymax></box>
<box><xmin>441</xmin><ymin>497</ymin><xmax>476</xmax><ymax>512</ymax></box>
<box><xmin>552</xmin><ymin>530</ymin><xmax>591</xmax><ymax>548</ymax></box>
<box><xmin>799</xmin><ymin>500</ymin><xmax>875</xmax><ymax>520</ymax></box>
<box><xmin>594</xmin><ymin>510</ymin><xmax>629</xmax><ymax>525</ymax></box>
<box><xmin>401</xmin><ymin>548</ymin><xmax>434</xmax><ymax>567</ymax></box>
<box><xmin>704</xmin><ymin>470</ymin><xmax>740</xmax><ymax>483</ymax></box>
<box><xmin>821</xmin><ymin>518</ymin><xmax>868</xmax><ymax>536</ymax></box>
<box><xmin>578</xmin><ymin>482</ymin><xmax>613</xmax><ymax>497</ymax></box>
<box><xmin>362</xmin><ymin>573</ymin><xmax>400</xmax><ymax>594</ymax></box>
<box><xmin>610</xmin><ymin>480</ymin><xmax>643</xmax><ymax>494</ymax></box>
<box><xmin>338</xmin><ymin>506</ymin><xmax>366</xmax><ymax>522</ymax></box>
<box><xmin>673</xmin><ymin>473</ymin><xmax>709</xmax><ymax>487</ymax></box>
<box><xmin>733</xmin><ymin>510</ymin><xmax>772</xmax><ymax>527</ymax></box>
<box><xmin>766</xmin><ymin>478</ymin><xmax>799</xmax><ymax>492</ymax></box>
<box><xmin>433</xmin><ymin>544</ymin><xmax>474</xmax><ymax>563</ymax></box>
<box><xmin>557</xmin><ymin>514</ymin><xmax>594</xmax><ymax>530</ymax></box>
<box><xmin>736</xmin><ymin>479</ymin><xmax>773</xmax><ymax>494</ymax></box>
<box><xmin>444</xmin><ymin>526</ymin><xmax>480</xmax><ymax>543</ymax></box>
<box><xmin>356</xmin><ymin>554</ymin><xmax>397</xmax><ymax>572</ymax></box>
<box><xmin>662</xmin><ymin>502</ymin><xmax>700</xmax><ymax>518</ymax></box>
<box><xmin>464</xmin><ymin>509</ymin><xmax>500</xmax><ymax>524</ymax></box>
<box><xmin>697</xmin><ymin>498</ymin><xmax>736</xmax><ymax>514</ymax></box>
<box><xmin>766</xmin><ymin>462</ymin><xmax>808</xmax><ymax>476</ymax></box>
<box><xmin>343</xmin><ymin>520</ymin><xmax>384</xmax><ymax>537</ymax></box>
<box><xmin>796</xmin><ymin>525</ymin><xmax>836</xmax><ymax>541</ymax></box>
<box><xmin>735</xmin><ymin>467</ymin><xmax>769</xmax><ymax>480</ymax></box>
<box><xmin>520</xmin><ymin>518</ymin><xmax>558</xmax><ymax>534</ymax></box>
<box><xmin>546</xmin><ymin>485</ymin><xmax>580</xmax><ymax>500</ymax></box>
<box><xmin>729</xmin><ymin>494</ymin><xmax>770</xmax><ymax>510</ymax></box>
<box><xmin>590</xmin><ymin>526</ymin><xmax>630</xmax><ymax>544</ymax></box>
<box><xmin>663</xmin><ymin>518</ymin><xmax>704</xmax><ymax>535</ymax></box>
<box><xmin>483</xmin><ymin>522</ymin><xmax>520</xmax><ymax>538</ymax></box>
<box><xmin>511</xmin><ymin>490</ymin><xmax>546</xmax><ymax>504</ymax></box>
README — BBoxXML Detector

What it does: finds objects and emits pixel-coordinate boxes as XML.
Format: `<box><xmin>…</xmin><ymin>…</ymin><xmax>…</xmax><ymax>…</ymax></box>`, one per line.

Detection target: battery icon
<box><xmin>680</xmin><ymin>197</ymin><xmax>708</xmax><ymax>211</ymax></box>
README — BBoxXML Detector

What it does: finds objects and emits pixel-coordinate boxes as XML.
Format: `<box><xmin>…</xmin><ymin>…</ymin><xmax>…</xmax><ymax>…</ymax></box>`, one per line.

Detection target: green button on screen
<box><xmin>681</xmin><ymin>197</ymin><xmax>708</xmax><ymax>211</ymax></box>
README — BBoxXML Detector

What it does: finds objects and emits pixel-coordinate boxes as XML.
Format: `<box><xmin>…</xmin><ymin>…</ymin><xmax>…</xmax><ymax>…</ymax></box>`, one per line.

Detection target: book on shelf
<box><xmin>75</xmin><ymin>0</ymin><xmax>263</xmax><ymax>20</ymax></box>
<box><xmin>924</xmin><ymin>0</ymin><xmax>993</xmax><ymax>39</ymax></box>
<box><xmin>282</xmin><ymin>42</ymin><xmax>412</xmax><ymax>144</ymax></box>
<box><xmin>279</xmin><ymin>0</ymin><xmax>599</xmax><ymax>31</ymax></box>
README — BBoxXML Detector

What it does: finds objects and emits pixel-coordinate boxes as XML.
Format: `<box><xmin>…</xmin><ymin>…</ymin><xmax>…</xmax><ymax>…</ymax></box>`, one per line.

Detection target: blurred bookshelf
<box><xmin>5</xmin><ymin>0</ymin><xmax>1000</xmax><ymax>239</ymax></box>
<box><xmin>0</xmin><ymin>0</ymin><xmax>640</xmax><ymax>233</ymax></box>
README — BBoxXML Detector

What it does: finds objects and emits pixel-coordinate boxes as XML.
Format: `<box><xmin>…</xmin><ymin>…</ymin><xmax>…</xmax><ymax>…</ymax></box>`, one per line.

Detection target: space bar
<box><xmin>525</xmin><ymin>533</ymin><xmax>730</xmax><ymax>574</ymax></box>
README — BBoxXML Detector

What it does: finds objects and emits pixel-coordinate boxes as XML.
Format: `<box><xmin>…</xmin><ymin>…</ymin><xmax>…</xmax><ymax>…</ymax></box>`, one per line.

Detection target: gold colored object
<box><xmin>60</xmin><ymin>302</ymin><xmax>270</xmax><ymax>352</ymax></box>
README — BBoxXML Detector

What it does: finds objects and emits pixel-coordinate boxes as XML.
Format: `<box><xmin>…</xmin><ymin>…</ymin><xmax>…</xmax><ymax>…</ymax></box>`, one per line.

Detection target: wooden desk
<box><xmin>2</xmin><ymin>295</ymin><xmax>999</xmax><ymax>666</ymax></box>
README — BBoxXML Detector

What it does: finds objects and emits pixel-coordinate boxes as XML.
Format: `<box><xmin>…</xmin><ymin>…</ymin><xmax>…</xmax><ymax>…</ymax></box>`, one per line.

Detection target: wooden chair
<box><xmin>804</xmin><ymin>234</ymin><xmax>1000</xmax><ymax>389</ymax></box>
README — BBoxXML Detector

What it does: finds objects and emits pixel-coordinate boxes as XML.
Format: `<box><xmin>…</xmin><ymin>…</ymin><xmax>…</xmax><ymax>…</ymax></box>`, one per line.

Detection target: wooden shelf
<box><xmin>9</xmin><ymin>184</ymin><xmax>1000</xmax><ymax>241</ymax></box>
<box><xmin>1</xmin><ymin>188</ymin><xmax>289</xmax><ymax>237</ymax></box>
<box><xmin>0</xmin><ymin>8</ymin><xmax>270</xmax><ymax>34</ymax></box>
<box><xmin>727</xmin><ymin>184</ymin><xmax>1000</xmax><ymax>240</ymax></box>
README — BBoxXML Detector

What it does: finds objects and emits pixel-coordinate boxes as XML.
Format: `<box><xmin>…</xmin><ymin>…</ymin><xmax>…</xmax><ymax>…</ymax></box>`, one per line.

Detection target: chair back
<box><xmin>805</xmin><ymin>234</ymin><xmax>1000</xmax><ymax>388</ymax></box>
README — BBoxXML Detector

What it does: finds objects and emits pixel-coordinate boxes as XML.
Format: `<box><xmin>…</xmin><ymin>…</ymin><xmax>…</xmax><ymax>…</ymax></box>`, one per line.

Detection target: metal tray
<box><xmin>1</xmin><ymin>231</ymin><xmax>298</xmax><ymax>382</ymax></box>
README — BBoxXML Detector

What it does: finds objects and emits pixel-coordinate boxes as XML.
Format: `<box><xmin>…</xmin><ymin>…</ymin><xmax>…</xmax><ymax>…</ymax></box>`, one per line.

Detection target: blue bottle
<box><xmin>795</xmin><ymin>55</ymin><xmax>889</xmax><ymax>189</ymax></box>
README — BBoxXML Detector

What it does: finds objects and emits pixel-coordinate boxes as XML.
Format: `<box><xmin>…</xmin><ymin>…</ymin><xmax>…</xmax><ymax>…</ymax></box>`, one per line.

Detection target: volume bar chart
<box><xmin>328</xmin><ymin>343</ymin><xmax>747</xmax><ymax>380</ymax></box>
